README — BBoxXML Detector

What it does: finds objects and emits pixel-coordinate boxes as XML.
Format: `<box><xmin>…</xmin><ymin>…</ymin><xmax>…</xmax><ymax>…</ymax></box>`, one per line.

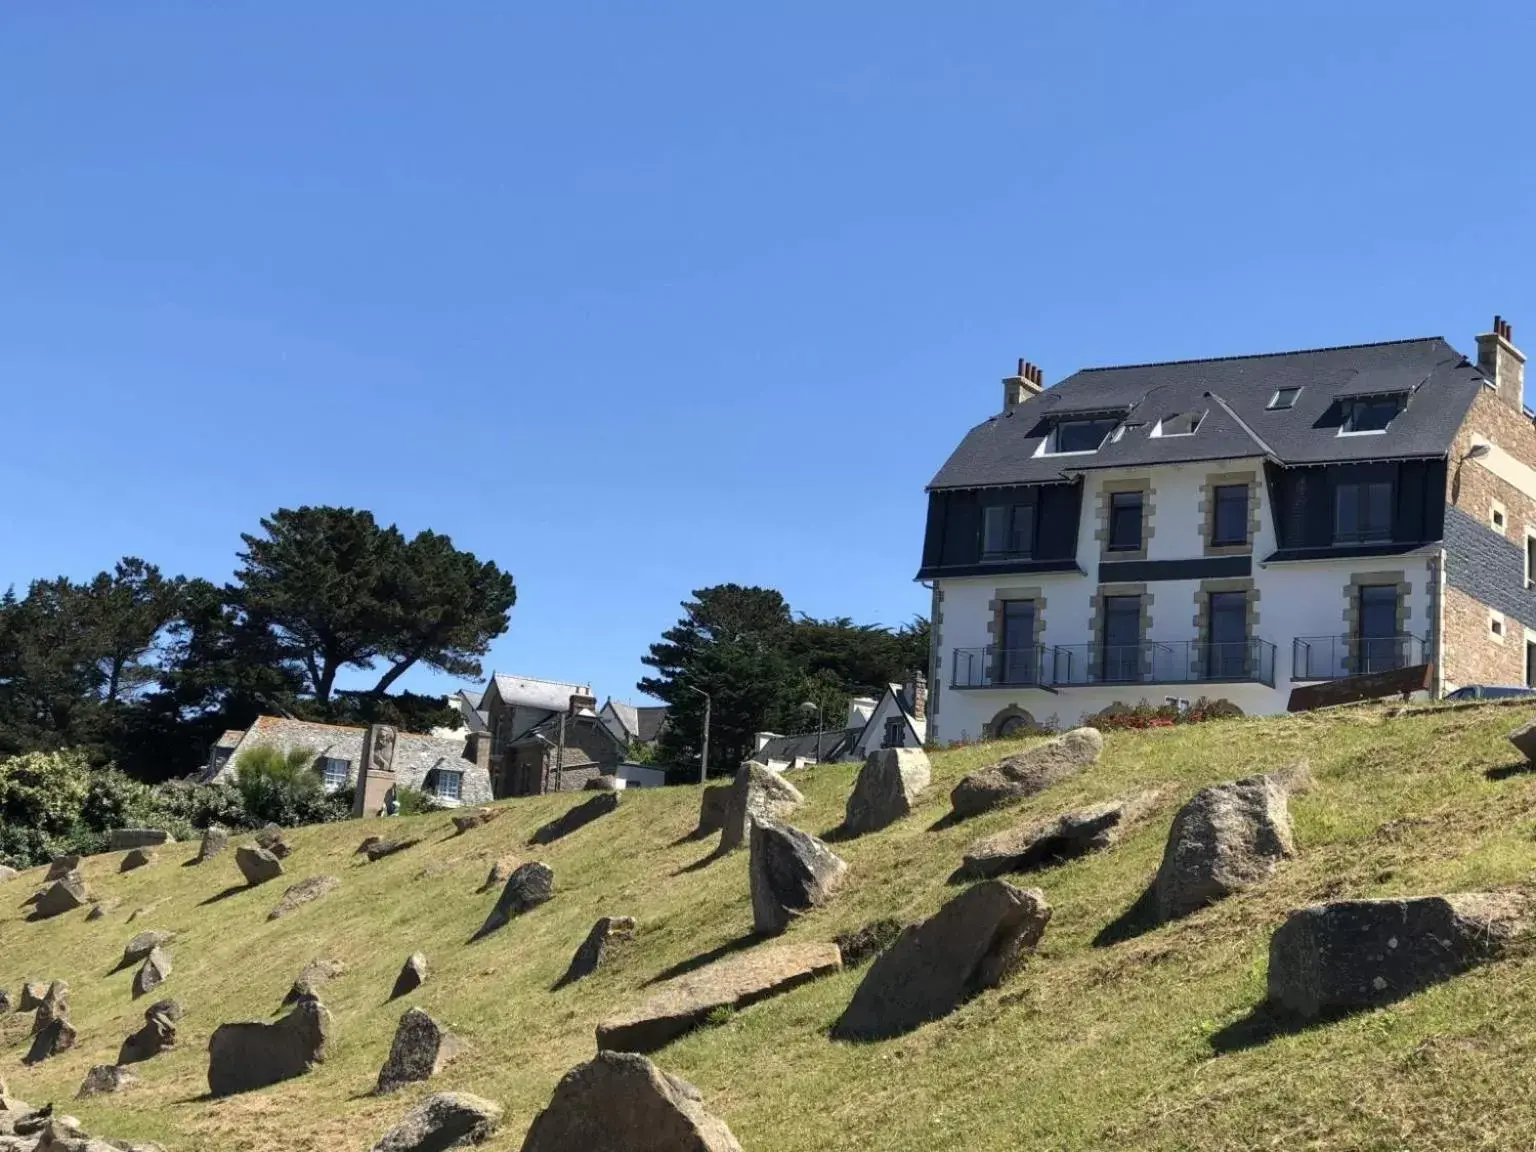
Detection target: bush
<box><xmin>1082</xmin><ymin>697</ymin><xmax>1244</xmax><ymax>732</ymax></box>
<box><xmin>234</xmin><ymin>743</ymin><xmax>351</xmax><ymax>829</ymax></box>
<box><xmin>392</xmin><ymin>786</ymin><xmax>441</xmax><ymax>816</ymax></box>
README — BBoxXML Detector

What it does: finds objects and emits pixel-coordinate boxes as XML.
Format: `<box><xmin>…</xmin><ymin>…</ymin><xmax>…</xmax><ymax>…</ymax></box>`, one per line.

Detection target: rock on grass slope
<box><xmin>6</xmin><ymin>704</ymin><xmax>1536</xmax><ymax>1149</ymax></box>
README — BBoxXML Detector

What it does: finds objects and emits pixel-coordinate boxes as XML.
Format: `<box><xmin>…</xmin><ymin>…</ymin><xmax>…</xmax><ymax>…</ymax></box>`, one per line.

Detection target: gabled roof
<box><xmin>486</xmin><ymin>673</ymin><xmax>591</xmax><ymax>714</ymax></box>
<box><xmin>754</xmin><ymin>728</ymin><xmax>860</xmax><ymax>764</ymax></box>
<box><xmin>929</xmin><ymin>338</ymin><xmax>1486</xmax><ymax>491</ymax></box>
<box><xmin>601</xmin><ymin>700</ymin><xmax>671</xmax><ymax>744</ymax></box>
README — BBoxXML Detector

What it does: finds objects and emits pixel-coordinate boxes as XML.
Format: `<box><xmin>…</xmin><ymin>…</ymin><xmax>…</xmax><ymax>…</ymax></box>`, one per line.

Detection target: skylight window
<box><xmin>1151</xmin><ymin>410</ymin><xmax>1204</xmax><ymax>438</ymax></box>
<box><xmin>1268</xmin><ymin>387</ymin><xmax>1302</xmax><ymax>410</ymax></box>
<box><xmin>1045</xmin><ymin>416</ymin><xmax>1119</xmax><ymax>455</ymax></box>
<box><xmin>1339</xmin><ymin>396</ymin><xmax>1403</xmax><ymax>435</ymax></box>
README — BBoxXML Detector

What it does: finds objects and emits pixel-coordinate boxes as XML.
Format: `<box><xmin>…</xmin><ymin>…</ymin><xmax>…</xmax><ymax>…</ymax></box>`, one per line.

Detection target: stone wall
<box><xmin>1442</xmin><ymin>585</ymin><xmax>1525</xmax><ymax>687</ymax></box>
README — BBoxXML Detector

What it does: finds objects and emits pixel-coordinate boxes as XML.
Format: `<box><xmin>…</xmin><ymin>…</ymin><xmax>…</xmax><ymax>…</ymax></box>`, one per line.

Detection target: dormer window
<box><xmin>1151</xmin><ymin>410</ymin><xmax>1204</xmax><ymax>437</ymax></box>
<box><xmin>982</xmin><ymin>497</ymin><xmax>1036</xmax><ymax>560</ymax></box>
<box><xmin>1047</xmin><ymin>416</ymin><xmax>1119</xmax><ymax>454</ymax></box>
<box><xmin>1340</xmin><ymin>395</ymin><xmax>1403</xmax><ymax>435</ymax></box>
<box><xmin>1268</xmin><ymin>387</ymin><xmax>1302</xmax><ymax>410</ymax></box>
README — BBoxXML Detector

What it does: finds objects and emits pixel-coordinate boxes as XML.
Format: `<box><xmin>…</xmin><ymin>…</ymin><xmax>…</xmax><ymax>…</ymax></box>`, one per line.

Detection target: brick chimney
<box><xmin>568</xmin><ymin>692</ymin><xmax>597</xmax><ymax>716</ymax></box>
<box><xmin>1478</xmin><ymin>314</ymin><xmax>1526</xmax><ymax>412</ymax></box>
<box><xmin>1003</xmin><ymin>359</ymin><xmax>1045</xmax><ymax>413</ymax></box>
<box><xmin>904</xmin><ymin>671</ymin><xmax>927</xmax><ymax>721</ymax></box>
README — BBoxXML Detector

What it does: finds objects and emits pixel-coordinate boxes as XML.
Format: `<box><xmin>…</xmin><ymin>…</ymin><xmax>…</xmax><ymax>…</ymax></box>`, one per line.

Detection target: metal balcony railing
<box><xmin>1291</xmin><ymin>634</ymin><xmax>1426</xmax><ymax>682</ymax></box>
<box><xmin>950</xmin><ymin>639</ymin><xmax>1277</xmax><ymax>690</ymax></box>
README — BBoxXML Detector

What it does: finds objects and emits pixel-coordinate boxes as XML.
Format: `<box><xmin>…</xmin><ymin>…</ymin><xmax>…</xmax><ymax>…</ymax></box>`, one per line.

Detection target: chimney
<box><xmin>467</xmin><ymin>730</ymin><xmax>492</xmax><ymax>771</ymax></box>
<box><xmin>568</xmin><ymin>692</ymin><xmax>597</xmax><ymax>716</ymax></box>
<box><xmin>1003</xmin><ymin>358</ymin><xmax>1045</xmax><ymax>413</ymax></box>
<box><xmin>1477</xmin><ymin>314</ymin><xmax>1526</xmax><ymax>412</ymax></box>
<box><xmin>904</xmin><ymin>671</ymin><xmax>928</xmax><ymax>721</ymax></box>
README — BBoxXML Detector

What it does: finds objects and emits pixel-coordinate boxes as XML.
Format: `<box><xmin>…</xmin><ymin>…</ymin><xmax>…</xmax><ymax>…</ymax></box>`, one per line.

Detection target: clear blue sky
<box><xmin>4</xmin><ymin>2</ymin><xmax>1534</xmax><ymax>706</ymax></box>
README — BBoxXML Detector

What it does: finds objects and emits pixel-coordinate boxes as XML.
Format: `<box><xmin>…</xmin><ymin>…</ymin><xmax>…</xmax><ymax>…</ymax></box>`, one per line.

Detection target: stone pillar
<box><xmin>352</xmin><ymin>724</ymin><xmax>398</xmax><ymax>818</ymax></box>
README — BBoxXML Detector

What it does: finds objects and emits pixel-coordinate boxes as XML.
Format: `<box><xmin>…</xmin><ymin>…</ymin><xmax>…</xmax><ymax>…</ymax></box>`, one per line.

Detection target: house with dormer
<box><xmin>920</xmin><ymin>316</ymin><xmax>1536</xmax><ymax>744</ymax></box>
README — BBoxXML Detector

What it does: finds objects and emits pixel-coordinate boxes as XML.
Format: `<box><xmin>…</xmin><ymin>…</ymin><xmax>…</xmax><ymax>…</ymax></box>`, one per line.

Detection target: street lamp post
<box><xmin>685</xmin><ymin>685</ymin><xmax>711</xmax><ymax>785</ymax></box>
<box><xmin>801</xmin><ymin>699</ymin><xmax>824</xmax><ymax>764</ymax></box>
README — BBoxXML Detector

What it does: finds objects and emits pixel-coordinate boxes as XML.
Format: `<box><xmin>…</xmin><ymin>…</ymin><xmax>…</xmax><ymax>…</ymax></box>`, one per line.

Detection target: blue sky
<box><xmin>3</xmin><ymin>2</ymin><xmax>1534</xmax><ymax>706</ymax></box>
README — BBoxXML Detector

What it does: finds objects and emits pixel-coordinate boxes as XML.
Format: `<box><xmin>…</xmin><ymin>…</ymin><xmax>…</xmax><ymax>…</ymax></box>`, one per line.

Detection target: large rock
<box><xmin>33</xmin><ymin>982</ymin><xmax>69</xmax><ymax>1034</ymax></box>
<box><xmin>33</xmin><ymin>877</ymin><xmax>89</xmax><ymax>920</ymax></box>
<box><xmin>18</xmin><ymin>983</ymin><xmax>48</xmax><ymax>1011</ymax></box>
<box><xmin>559</xmin><ymin>917</ymin><xmax>637</xmax><ymax>986</ymax></box>
<box><xmin>77</xmin><ymin>1065</ymin><xmax>137</xmax><ymax>1098</ymax></box>
<box><xmin>949</xmin><ymin>728</ymin><xmax>1103</xmax><ymax>819</ymax></box>
<box><xmin>520</xmin><ymin>1051</ymin><xmax>742</xmax><ymax>1152</ymax></box>
<box><xmin>235</xmin><ymin>844</ymin><xmax>284</xmax><ymax>886</ymax></box>
<box><xmin>133</xmin><ymin>947</ymin><xmax>172</xmax><ymax>998</ymax></box>
<box><xmin>1154</xmin><ymin>774</ymin><xmax>1295</xmax><ymax>922</ymax></box>
<box><xmin>1268</xmin><ymin>892</ymin><xmax>1532</xmax><ymax>1018</ymax></box>
<box><xmin>119</xmin><ymin>848</ymin><xmax>156</xmax><ymax>872</ymax></box>
<box><xmin>391</xmin><ymin>953</ymin><xmax>428</xmax><ymax>999</ymax></box>
<box><xmin>24</xmin><ymin>1016</ymin><xmax>77</xmax><ymax>1065</ymax></box>
<box><xmin>370</xmin><ymin>1092</ymin><xmax>503</xmax><ymax>1152</ymax></box>
<box><xmin>206</xmin><ymin>997</ymin><xmax>333</xmax><ymax>1097</ymax></box>
<box><xmin>845</xmin><ymin>748</ymin><xmax>932</xmax><ymax>835</ymax></box>
<box><xmin>833</xmin><ymin>880</ymin><xmax>1051</xmax><ymax>1040</ymax></box>
<box><xmin>108</xmin><ymin>828</ymin><xmax>175</xmax><ymax>851</ymax></box>
<box><xmin>749</xmin><ymin>821</ymin><xmax>848</xmax><ymax>936</ymax></box>
<box><xmin>268</xmin><ymin>875</ymin><xmax>339</xmax><ymax>920</ymax></box>
<box><xmin>597</xmin><ymin>940</ymin><xmax>842</xmax><ymax>1053</ymax></box>
<box><xmin>1510</xmin><ymin>716</ymin><xmax>1536</xmax><ymax>762</ymax></box>
<box><xmin>374</xmin><ymin>1008</ymin><xmax>462</xmax><ymax>1094</ymax></box>
<box><xmin>961</xmin><ymin>789</ymin><xmax>1162</xmax><ymax>879</ymax></box>
<box><xmin>118</xmin><ymin>1002</ymin><xmax>178</xmax><ymax>1064</ymax></box>
<box><xmin>529</xmin><ymin>792</ymin><xmax>620</xmax><ymax>846</ymax></box>
<box><xmin>45</xmin><ymin>855</ymin><xmax>82</xmax><ymax>882</ymax></box>
<box><xmin>195</xmin><ymin>825</ymin><xmax>230</xmax><ymax>864</ymax></box>
<box><xmin>365</xmin><ymin>838</ymin><xmax>421</xmax><ymax>863</ymax></box>
<box><xmin>478</xmin><ymin>855</ymin><xmax>519</xmax><ymax>893</ymax></box>
<box><xmin>255</xmin><ymin>824</ymin><xmax>292</xmax><ymax>858</ymax></box>
<box><xmin>478</xmin><ymin>862</ymin><xmax>555</xmax><ymax>936</ymax></box>
<box><xmin>284</xmin><ymin>959</ymin><xmax>344</xmax><ymax>1007</ymax></box>
<box><xmin>123</xmin><ymin>930</ymin><xmax>175</xmax><ymax>968</ymax></box>
<box><xmin>696</xmin><ymin>784</ymin><xmax>732</xmax><ymax>838</ymax></box>
<box><xmin>451</xmin><ymin>807</ymin><xmax>501</xmax><ymax>835</ymax></box>
<box><xmin>719</xmin><ymin>763</ymin><xmax>804</xmax><ymax>853</ymax></box>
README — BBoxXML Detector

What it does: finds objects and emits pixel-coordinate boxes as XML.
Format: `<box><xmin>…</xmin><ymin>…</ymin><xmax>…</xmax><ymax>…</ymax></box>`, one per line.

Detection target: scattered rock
<box><xmin>268</xmin><ymin>875</ymin><xmax>340</xmax><ymax>920</ymax></box>
<box><xmin>127</xmin><ymin>900</ymin><xmax>165</xmax><ymax>922</ymax></box>
<box><xmin>478</xmin><ymin>855</ymin><xmax>519</xmax><ymax>893</ymax></box>
<box><xmin>529</xmin><ymin>792</ymin><xmax>621</xmax><ymax>846</ymax></box>
<box><xmin>0</xmin><ymin>990</ymin><xmax>9</xmax><ymax>1013</ymax></box>
<box><xmin>284</xmin><ymin>959</ymin><xmax>344</xmax><ymax>1007</ymax></box>
<box><xmin>597</xmin><ymin>940</ymin><xmax>842</xmax><ymax>1053</ymax></box>
<box><xmin>749</xmin><ymin>821</ymin><xmax>848</xmax><ymax>936</ymax></box>
<box><xmin>844</xmin><ymin>748</ymin><xmax>932</xmax><ymax>835</ymax></box>
<box><xmin>366</xmin><ymin>838</ymin><xmax>422</xmax><ymax>863</ymax></box>
<box><xmin>85</xmin><ymin>900</ymin><xmax>119</xmax><ymax>921</ymax></box>
<box><xmin>132</xmin><ymin>947</ymin><xmax>172</xmax><ymax>998</ymax></box>
<box><xmin>1268</xmin><ymin>760</ymin><xmax>1315</xmax><ymax>795</ymax></box>
<box><xmin>478</xmin><ymin>862</ymin><xmax>555</xmax><ymax>936</ymax></box>
<box><xmin>834</xmin><ymin>918</ymin><xmax>904</xmax><ymax>968</ymax></box>
<box><xmin>370</xmin><ymin>1092</ymin><xmax>503</xmax><ymax>1152</ymax></box>
<box><xmin>117</xmin><ymin>1002</ymin><xmax>178</xmax><ymax>1064</ymax></box>
<box><xmin>559</xmin><ymin>917</ymin><xmax>638</xmax><ymax>986</ymax></box>
<box><xmin>195</xmin><ymin>825</ymin><xmax>230</xmax><ymax>864</ymax></box>
<box><xmin>961</xmin><ymin>789</ymin><xmax>1162</xmax><ymax>879</ymax></box>
<box><xmin>949</xmin><ymin>727</ymin><xmax>1103</xmax><ymax>819</ymax></box>
<box><xmin>123</xmin><ymin>930</ymin><xmax>175</xmax><ymax>968</ymax></box>
<box><xmin>391</xmin><ymin>953</ymin><xmax>428</xmax><ymax>999</ymax></box>
<box><xmin>18</xmin><ymin>983</ymin><xmax>48</xmax><ymax>1011</ymax></box>
<box><xmin>1154</xmin><ymin>774</ymin><xmax>1296</xmax><ymax>923</ymax></box>
<box><xmin>0</xmin><ymin>864</ymin><xmax>16</xmax><ymax>883</ymax></box>
<box><xmin>521</xmin><ymin>1050</ymin><xmax>743</xmax><ymax>1152</ymax></box>
<box><xmin>451</xmin><ymin>806</ymin><xmax>501</xmax><ymax>834</ymax></box>
<box><xmin>833</xmin><ymin>880</ymin><xmax>1051</xmax><ymax>1040</ymax></box>
<box><xmin>45</xmin><ymin>855</ymin><xmax>82</xmax><ymax>882</ymax></box>
<box><xmin>356</xmin><ymin>835</ymin><xmax>384</xmax><ymax>856</ymax></box>
<box><xmin>1268</xmin><ymin>891</ymin><xmax>1533</xmax><ymax>1018</ymax></box>
<box><xmin>374</xmin><ymin>1007</ymin><xmax>462</xmax><ymax>1094</ymax></box>
<box><xmin>235</xmin><ymin>845</ymin><xmax>284</xmax><ymax>886</ymax></box>
<box><xmin>696</xmin><ymin>783</ymin><xmax>732</xmax><ymax>838</ymax></box>
<box><xmin>255</xmin><ymin>824</ymin><xmax>292</xmax><ymax>858</ymax></box>
<box><xmin>24</xmin><ymin>1015</ymin><xmax>77</xmax><ymax>1065</ymax></box>
<box><xmin>206</xmin><ymin>996</ymin><xmax>333</xmax><ymax>1097</ymax></box>
<box><xmin>77</xmin><ymin>1065</ymin><xmax>137</xmax><ymax>1098</ymax></box>
<box><xmin>33</xmin><ymin>981</ymin><xmax>69</xmax><ymax>1033</ymax></box>
<box><xmin>719</xmin><ymin>763</ymin><xmax>804</xmax><ymax>853</ymax></box>
<box><xmin>33</xmin><ymin>877</ymin><xmax>90</xmax><ymax>920</ymax></box>
<box><xmin>585</xmin><ymin>775</ymin><xmax>622</xmax><ymax>791</ymax></box>
<box><xmin>1510</xmin><ymin>716</ymin><xmax>1536</xmax><ymax>762</ymax></box>
<box><xmin>108</xmin><ymin>828</ymin><xmax>175</xmax><ymax>851</ymax></box>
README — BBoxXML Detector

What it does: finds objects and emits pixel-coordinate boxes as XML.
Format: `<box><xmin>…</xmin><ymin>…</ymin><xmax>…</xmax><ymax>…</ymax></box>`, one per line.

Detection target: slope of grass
<box><xmin>6</xmin><ymin>703</ymin><xmax>1536</xmax><ymax>1150</ymax></box>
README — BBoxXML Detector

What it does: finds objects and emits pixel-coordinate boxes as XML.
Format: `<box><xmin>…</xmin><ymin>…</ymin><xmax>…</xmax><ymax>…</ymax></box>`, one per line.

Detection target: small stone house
<box><xmin>200</xmin><ymin>716</ymin><xmax>493</xmax><ymax>807</ymax></box>
<box><xmin>481</xmin><ymin>673</ymin><xmax>626</xmax><ymax>795</ymax></box>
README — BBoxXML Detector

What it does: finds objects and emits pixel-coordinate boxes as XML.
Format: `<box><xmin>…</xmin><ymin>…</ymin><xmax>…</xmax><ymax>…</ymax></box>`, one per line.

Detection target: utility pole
<box><xmin>555</xmin><ymin>709</ymin><xmax>567</xmax><ymax>793</ymax></box>
<box><xmin>685</xmin><ymin>684</ymin><xmax>711</xmax><ymax>785</ymax></box>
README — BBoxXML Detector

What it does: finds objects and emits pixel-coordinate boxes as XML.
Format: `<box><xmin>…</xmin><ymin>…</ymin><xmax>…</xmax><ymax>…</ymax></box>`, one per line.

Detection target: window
<box><xmin>1207</xmin><ymin>591</ymin><xmax>1248</xmax><ymax>678</ymax></box>
<box><xmin>1268</xmin><ymin>387</ymin><xmax>1302</xmax><ymax>410</ymax></box>
<box><xmin>882</xmin><ymin>716</ymin><xmax>906</xmax><ymax>748</ymax></box>
<box><xmin>428</xmin><ymin>768</ymin><xmax>463</xmax><ymax>801</ymax></box>
<box><xmin>1492</xmin><ymin>616</ymin><xmax>1505</xmax><ymax>639</ymax></box>
<box><xmin>1491</xmin><ymin>500</ymin><xmax>1507</xmax><ymax>535</ymax></box>
<box><xmin>318</xmin><ymin>757</ymin><xmax>349</xmax><ymax>791</ymax></box>
<box><xmin>1356</xmin><ymin>585</ymin><xmax>1401</xmax><ymax>673</ymax></box>
<box><xmin>982</xmin><ymin>501</ymin><xmax>1035</xmax><ymax>560</ymax></box>
<box><xmin>1050</xmin><ymin>416</ymin><xmax>1118</xmax><ymax>454</ymax></box>
<box><xmin>1340</xmin><ymin>396</ymin><xmax>1402</xmax><ymax>434</ymax></box>
<box><xmin>1211</xmin><ymin>484</ymin><xmax>1249</xmax><ymax>546</ymax></box>
<box><xmin>1108</xmin><ymin>491</ymin><xmax>1143</xmax><ymax>551</ymax></box>
<box><xmin>999</xmin><ymin>601</ymin><xmax>1038</xmax><ymax>685</ymax></box>
<box><xmin>1154</xmin><ymin>411</ymin><xmax>1204</xmax><ymax>437</ymax></box>
<box><xmin>1334</xmin><ymin>482</ymin><xmax>1393</xmax><ymax>544</ymax></box>
<box><xmin>1525</xmin><ymin>532</ymin><xmax>1536</xmax><ymax>589</ymax></box>
<box><xmin>1101</xmin><ymin>595</ymin><xmax>1141</xmax><ymax>682</ymax></box>
<box><xmin>1526</xmin><ymin>641</ymin><xmax>1536</xmax><ymax>688</ymax></box>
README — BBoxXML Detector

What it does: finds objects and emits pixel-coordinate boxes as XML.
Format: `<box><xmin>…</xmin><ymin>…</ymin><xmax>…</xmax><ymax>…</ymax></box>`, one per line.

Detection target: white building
<box><xmin>921</xmin><ymin>327</ymin><xmax>1536</xmax><ymax>744</ymax></box>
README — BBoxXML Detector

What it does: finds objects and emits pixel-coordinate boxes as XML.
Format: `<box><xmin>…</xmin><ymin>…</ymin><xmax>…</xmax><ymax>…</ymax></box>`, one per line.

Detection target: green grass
<box><xmin>7</xmin><ymin>703</ymin><xmax>1536</xmax><ymax>1150</ymax></box>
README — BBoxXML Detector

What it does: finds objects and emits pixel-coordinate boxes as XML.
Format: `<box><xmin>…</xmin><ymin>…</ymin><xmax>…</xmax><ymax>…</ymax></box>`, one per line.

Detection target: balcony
<box><xmin>950</xmin><ymin>639</ymin><xmax>1277</xmax><ymax>690</ymax></box>
<box><xmin>1291</xmin><ymin>634</ymin><xmax>1426</xmax><ymax>682</ymax></box>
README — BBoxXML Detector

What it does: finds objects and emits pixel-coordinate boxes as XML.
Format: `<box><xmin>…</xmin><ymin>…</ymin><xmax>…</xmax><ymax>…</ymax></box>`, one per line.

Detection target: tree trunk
<box><xmin>369</xmin><ymin>656</ymin><xmax>420</xmax><ymax>698</ymax></box>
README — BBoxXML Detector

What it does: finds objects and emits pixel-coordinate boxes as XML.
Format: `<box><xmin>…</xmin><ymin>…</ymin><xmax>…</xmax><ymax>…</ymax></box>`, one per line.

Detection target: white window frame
<box><xmin>1524</xmin><ymin>527</ymin><xmax>1536</xmax><ymax>589</ymax></box>
<box><xmin>1267</xmin><ymin>387</ymin><xmax>1302</xmax><ymax>410</ymax></box>
<box><xmin>1489</xmin><ymin>609</ymin><xmax>1506</xmax><ymax>644</ymax></box>
<box><xmin>318</xmin><ymin>756</ymin><xmax>350</xmax><ymax>791</ymax></box>
<box><xmin>432</xmin><ymin>769</ymin><xmax>463</xmax><ymax>801</ymax></box>
<box><xmin>1490</xmin><ymin>499</ymin><xmax>1508</xmax><ymax>536</ymax></box>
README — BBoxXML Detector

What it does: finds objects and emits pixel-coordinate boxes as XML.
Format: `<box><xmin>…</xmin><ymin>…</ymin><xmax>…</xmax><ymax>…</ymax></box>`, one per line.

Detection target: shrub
<box><xmin>234</xmin><ymin>743</ymin><xmax>351</xmax><ymax>828</ymax></box>
<box><xmin>1082</xmin><ymin>697</ymin><xmax>1244</xmax><ymax>732</ymax></box>
<box><xmin>393</xmin><ymin>785</ymin><xmax>441</xmax><ymax>816</ymax></box>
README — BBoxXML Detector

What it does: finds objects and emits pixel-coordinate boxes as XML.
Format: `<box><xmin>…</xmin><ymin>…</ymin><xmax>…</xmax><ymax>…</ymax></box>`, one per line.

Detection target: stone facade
<box><xmin>1197</xmin><ymin>471</ymin><xmax>1261</xmax><ymax>558</ymax></box>
<box><xmin>1094</xmin><ymin>478</ymin><xmax>1156</xmax><ymax>562</ymax></box>
<box><xmin>1442</xmin><ymin>585</ymin><xmax>1525</xmax><ymax>687</ymax></box>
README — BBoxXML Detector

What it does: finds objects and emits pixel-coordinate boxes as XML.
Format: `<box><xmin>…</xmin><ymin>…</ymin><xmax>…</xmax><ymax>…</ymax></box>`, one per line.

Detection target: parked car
<box><xmin>1445</xmin><ymin>685</ymin><xmax>1536</xmax><ymax>702</ymax></box>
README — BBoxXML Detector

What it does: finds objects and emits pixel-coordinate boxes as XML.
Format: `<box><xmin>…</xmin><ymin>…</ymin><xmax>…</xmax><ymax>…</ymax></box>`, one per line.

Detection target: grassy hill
<box><xmin>6</xmin><ymin>702</ymin><xmax>1536</xmax><ymax>1150</ymax></box>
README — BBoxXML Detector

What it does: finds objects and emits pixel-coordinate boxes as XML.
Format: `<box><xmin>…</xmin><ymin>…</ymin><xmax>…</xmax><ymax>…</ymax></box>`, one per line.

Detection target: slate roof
<box><xmin>488</xmin><ymin>673</ymin><xmax>591</xmax><ymax>713</ymax></box>
<box><xmin>754</xmin><ymin>728</ymin><xmax>860</xmax><ymax>765</ymax></box>
<box><xmin>605</xmin><ymin>700</ymin><xmax>671</xmax><ymax>744</ymax></box>
<box><xmin>929</xmin><ymin>338</ymin><xmax>1486</xmax><ymax>491</ymax></box>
